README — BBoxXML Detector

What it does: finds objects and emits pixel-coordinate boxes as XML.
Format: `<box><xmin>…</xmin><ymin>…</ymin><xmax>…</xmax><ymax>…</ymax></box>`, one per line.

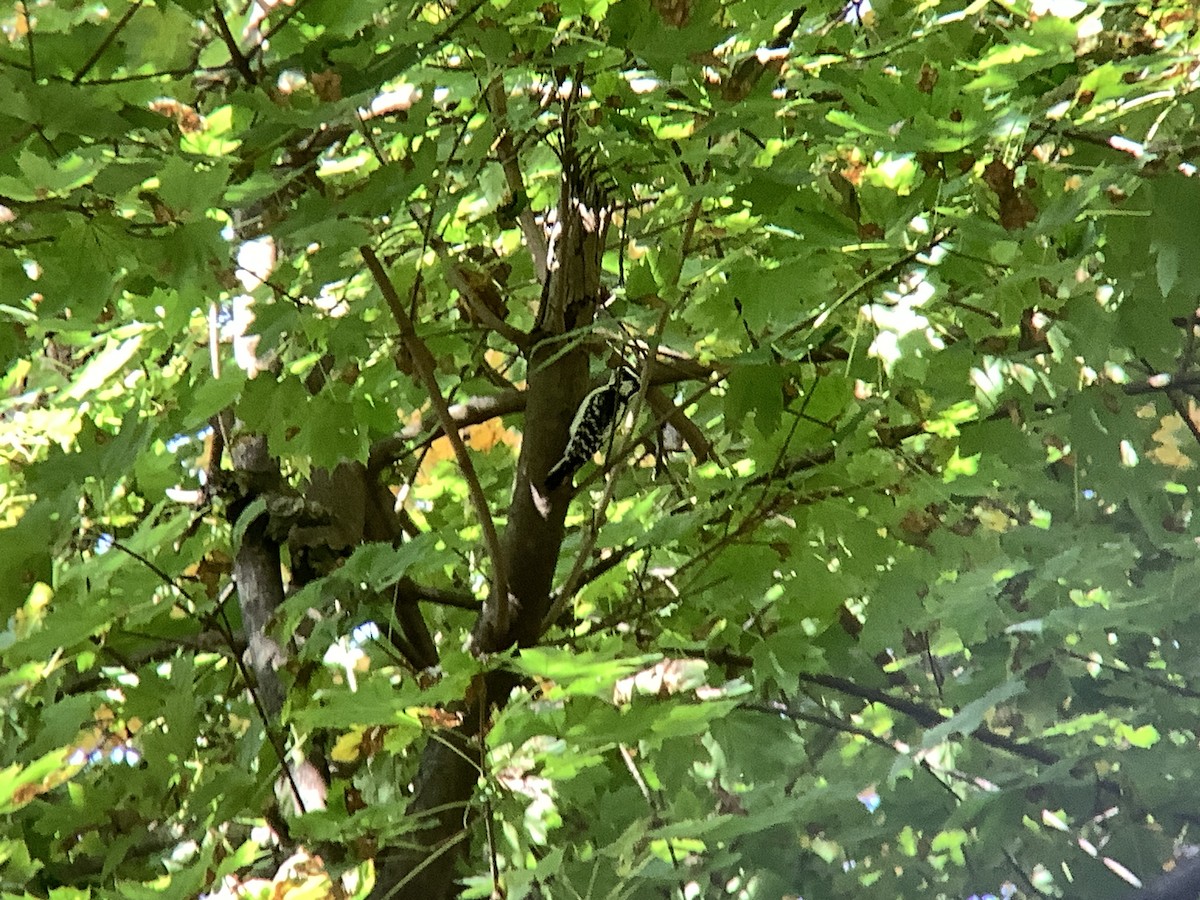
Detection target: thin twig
<box><xmin>798</xmin><ymin>671</ymin><xmax>1058</xmax><ymax>765</ymax></box>
<box><xmin>619</xmin><ymin>743</ymin><xmax>655</xmax><ymax>807</ymax></box>
<box><xmin>545</xmin><ymin>543</ymin><xmax>639</xmax><ymax>623</ymax></box>
<box><xmin>427</xmin><ymin>233</ymin><xmax>529</xmax><ymax>348</ymax></box>
<box><xmin>76</xmin><ymin>64</ymin><xmax>202</xmax><ymax>85</ymax></box>
<box><xmin>943</xmin><ymin>294</ymin><xmax>1003</xmax><ymax>326</ymax></box>
<box><xmin>539</xmin><ymin>376</ymin><xmax>724</xmax><ymax>629</ymax></box>
<box><xmin>427</xmin><ymin>0</ymin><xmax>491</xmax><ymax>46</ymax></box>
<box><xmin>777</xmin><ymin>227</ymin><xmax>954</xmax><ymax>344</ymax></box>
<box><xmin>214</xmin><ymin>600</ymin><xmax>310</xmax><ymax>814</ymax></box>
<box><xmin>20</xmin><ymin>1</ymin><xmax>36</xmax><ymax>82</ymax></box>
<box><xmin>480</xmin><ymin>703</ymin><xmax>502</xmax><ymax>898</ymax></box>
<box><xmin>1123</xmin><ymin>373</ymin><xmax>1200</xmax><ymax>395</ymax></box>
<box><xmin>1167</xmin><ymin>389</ymin><xmax>1200</xmax><ymax>446</ymax></box>
<box><xmin>256</xmin><ymin>0</ymin><xmax>312</xmax><ymax>48</ymax></box>
<box><xmin>211</xmin><ymin>1</ymin><xmax>257</xmax><ymax>85</ymax></box>
<box><xmin>105</xmin><ymin>538</ymin><xmax>193</xmax><ymax>596</ymax></box>
<box><xmin>1062</xmin><ymin>648</ymin><xmax>1200</xmax><ymax>700</ymax></box>
<box><xmin>378</xmin><ymin>830</ymin><xmax>471</xmax><ymax>900</ymax></box>
<box><xmin>72</xmin><ymin>0</ymin><xmax>144</xmax><ymax>84</ymax></box>
<box><xmin>355</xmin><ymin>108</ymin><xmax>389</xmax><ymax>168</ymax></box>
<box><xmin>367</xmin><ymin>356</ymin><xmax>714</xmax><ymax>474</ymax></box>
<box><xmin>362</xmin><ymin>246</ymin><xmax>510</xmax><ymax>634</ymax></box>
<box><xmin>408</xmin><ymin>581</ymin><xmax>481</xmax><ymax>610</ymax></box>
<box><xmin>618</xmin><ymin>744</ymin><xmax>686</xmax><ymax>897</ymax></box>
<box><xmin>404</xmin><ymin>114</ymin><xmax>472</xmax><ymax>318</ymax></box>
<box><xmin>484</xmin><ymin>76</ymin><xmax>549</xmax><ymax>280</ymax></box>
<box><xmin>1004</xmin><ymin>847</ymin><xmax>1051</xmax><ymax>898</ymax></box>
<box><xmin>542</xmin><ymin>375</ymin><xmax>714</xmax><ymax>631</ymax></box>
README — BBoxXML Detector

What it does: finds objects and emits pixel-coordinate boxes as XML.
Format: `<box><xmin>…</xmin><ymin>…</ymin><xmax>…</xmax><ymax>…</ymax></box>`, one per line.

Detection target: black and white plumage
<box><xmin>544</xmin><ymin>366</ymin><xmax>640</xmax><ymax>491</ymax></box>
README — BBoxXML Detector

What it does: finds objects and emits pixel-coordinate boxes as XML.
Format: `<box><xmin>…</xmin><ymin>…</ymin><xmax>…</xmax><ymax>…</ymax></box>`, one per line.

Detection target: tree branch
<box><xmin>645</xmin><ymin>383</ymin><xmax>714</xmax><ymax>464</ymax></box>
<box><xmin>777</xmin><ymin>226</ymin><xmax>954</xmax><ymax>344</ymax></box>
<box><xmin>797</xmin><ymin>671</ymin><xmax>1058</xmax><ymax>765</ymax></box>
<box><xmin>225</xmin><ymin>435</ymin><xmax>332</xmax><ymax>820</ymax></box>
<box><xmin>72</xmin><ymin>0</ymin><xmax>144</xmax><ymax>84</ymax></box>
<box><xmin>253</xmin><ymin>0</ymin><xmax>312</xmax><ymax>55</ymax></box>
<box><xmin>402</xmin><ymin>579</ymin><xmax>481</xmax><ymax>610</ymax></box>
<box><xmin>19</xmin><ymin>1</ymin><xmax>36</xmax><ymax>82</ymax></box>
<box><xmin>362</xmin><ymin>245</ymin><xmax>510</xmax><ymax>634</ymax></box>
<box><xmin>426</xmin><ymin>233</ymin><xmax>530</xmax><ymax>348</ymax></box>
<box><xmin>1124</xmin><ymin>372</ymin><xmax>1200</xmax><ymax>395</ymax></box>
<box><xmin>367</xmin><ymin>389</ymin><xmax>526</xmax><ymax>473</ymax></box>
<box><xmin>543</xmin><ymin>375</ymin><xmax>717</xmax><ymax>630</ymax></box>
<box><xmin>485</xmin><ymin>77</ymin><xmax>549</xmax><ymax>281</ymax></box>
<box><xmin>708</xmin><ymin>649</ymin><xmax>1063</xmax><ymax>768</ymax></box>
<box><xmin>1129</xmin><ymin>856</ymin><xmax>1200</xmax><ymax>900</ymax></box>
<box><xmin>228</xmin><ymin>433</ymin><xmax>288</xmax><ymax>720</ymax></box>
<box><xmin>211</xmin><ymin>1</ymin><xmax>257</xmax><ymax>85</ymax></box>
<box><xmin>545</xmin><ymin>542</ymin><xmax>640</xmax><ymax>629</ymax></box>
<box><xmin>1165</xmin><ymin>388</ymin><xmax>1200</xmax><ymax>447</ymax></box>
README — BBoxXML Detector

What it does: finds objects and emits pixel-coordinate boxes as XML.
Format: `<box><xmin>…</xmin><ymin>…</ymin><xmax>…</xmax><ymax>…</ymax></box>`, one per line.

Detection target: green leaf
<box><xmin>292</xmin><ymin>675</ymin><xmax>424</xmax><ymax>730</ymax></box>
<box><xmin>513</xmin><ymin>648</ymin><xmax>658</xmax><ymax>698</ymax></box>
<box><xmin>922</xmin><ymin>679</ymin><xmax>1026</xmax><ymax>748</ymax></box>
<box><xmin>0</xmin><ymin>747</ymin><xmax>75</xmax><ymax>814</ymax></box>
<box><xmin>156</xmin><ymin>157</ymin><xmax>231</xmax><ymax>217</ymax></box>
<box><xmin>231</xmin><ymin>496</ymin><xmax>267</xmax><ymax>551</ymax></box>
<box><xmin>724</xmin><ymin>363</ymin><xmax>785</xmax><ymax>434</ymax></box>
<box><xmin>340</xmin><ymin>537</ymin><xmax>436</xmax><ymax>592</ymax></box>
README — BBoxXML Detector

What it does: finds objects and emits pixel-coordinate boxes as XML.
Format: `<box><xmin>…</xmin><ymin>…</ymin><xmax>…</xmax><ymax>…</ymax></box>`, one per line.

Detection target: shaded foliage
<box><xmin>4</xmin><ymin>1</ymin><xmax>1200</xmax><ymax>898</ymax></box>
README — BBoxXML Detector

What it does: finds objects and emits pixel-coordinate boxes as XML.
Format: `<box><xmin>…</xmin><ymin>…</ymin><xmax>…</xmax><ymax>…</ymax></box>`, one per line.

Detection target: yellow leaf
<box><xmin>465</xmin><ymin>419</ymin><xmax>520</xmax><ymax>452</ymax></box>
<box><xmin>330</xmin><ymin>728</ymin><xmax>365</xmax><ymax>763</ymax></box>
<box><xmin>976</xmin><ymin>507</ymin><xmax>1011</xmax><ymax>532</ymax></box>
<box><xmin>1150</xmin><ymin>413</ymin><xmax>1194</xmax><ymax>469</ymax></box>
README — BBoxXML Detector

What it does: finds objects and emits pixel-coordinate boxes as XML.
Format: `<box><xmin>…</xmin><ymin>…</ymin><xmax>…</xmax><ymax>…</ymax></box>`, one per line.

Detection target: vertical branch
<box><xmin>540</xmin><ymin>154</ymin><xmax>705</xmax><ymax>631</ymax></box>
<box><xmin>226</xmin><ymin>431</ymin><xmax>327</xmax><ymax>816</ymax></box>
<box><xmin>482</xmin><ymin>144</ymin><xmax>614</xmax><ymax>651</ymax></box>
<box><xmin>485</xmin><ymin>77</ymin><xmax>549</xmax><ymax>281</ymax></box>
<box><xmin>369</xmin><ymin>117</ymin><xmax>612</xmax><ymax>900</ymax></box>
<box><xmin>20</xmin><ymin>1</ymin><xmax>36</xmax><ymax>82</ymax></box>
<box><xmin>229</xmin><ymin>433</ymin><xmax>287</xmax><ymax>719</ymax></box>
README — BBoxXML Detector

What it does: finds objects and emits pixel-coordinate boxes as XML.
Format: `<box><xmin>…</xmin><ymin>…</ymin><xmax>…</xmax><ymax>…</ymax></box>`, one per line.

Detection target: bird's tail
<box><xmin>544</xmin><ymin>460</ymin><xmax>571</xmax><ymax>491</ymax></box>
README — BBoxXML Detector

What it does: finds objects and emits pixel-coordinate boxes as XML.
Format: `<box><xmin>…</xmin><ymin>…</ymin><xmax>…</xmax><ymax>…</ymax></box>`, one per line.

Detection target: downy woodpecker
<box><xmin>544</xmin><ymin>365</ymin><xmax>639</xmax><ymax>491</ymax></box>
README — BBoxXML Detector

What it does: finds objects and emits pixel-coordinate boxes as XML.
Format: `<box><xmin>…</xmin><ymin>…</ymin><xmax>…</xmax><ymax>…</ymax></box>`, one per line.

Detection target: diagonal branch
<box><xmin>706</xmin><ymin>648</ymin><xmax>1062</xmax><ymax>768</ymax></box>
<box><xmin>485</xmin><ymin>77</ymin><xmax>549</xmax><ymax>281</ymax></box>
<box><xmin>72</xmin><ymin>0</ymin><xmax>144</xmax><ymax>84</ymax></box>
<box><xmin>1124</xmin><ymin>372</ymin><xmax>1200</xmax><ymax>395</ymax></box>
<box><xmin>401</xmin><ymin>579</ymin><xmax>481</xmax><ymax>610</ymax></box>
<box><xmin>1166</xmin><ymin>389</ymin><xmax>1200</xmax><ymax>447</ymax></box>
<box><xmin>19</xmin><ymin>2</ymin><xmax>36</xmax><ymax>81</ymax></box>
<box><xmin>777</xmin><ymin>226</ymin><xmax>954</xmax><ymax>344</ymax></box>
<box><xmin>367</xmin><ymin>389</ymin><xmax>526</xmax><ymax>473</ymax></box>
<box><xmin>426</xmin><ymin>233</ymin><xmax>530</xmax><ymax>348</ymax></box>
<box><xmin>253</xmin><ymin>0</ymin><xmax>312</xmax><ymax>56</ymax></box>
<box><xmin>798</xmin><ymin>670</ymin><xmax>1058</xmax><ymax>765</ymax></box>
<box><xmin>211</xmin><ymin>0</ymin><xmax>257</xmax><ymax>85</ymax></box>
<box><xmin>362</xmin><ymin>245</ymin><xmax>509</xmax><ymax>632</ymax></box>
<box><xmin>542</xmin><ymin>376</ymin><xmax>720</xmax><ymax>630</ymax></box>
<box><xmin>103</xmin><ymin>532</ymin><xmax>310</xmax><ymax>814</ymax></box>
<box><xmin>645</xmin><ymin>382</ymin><xmax>714</xmax><ymax>464</ymax></box>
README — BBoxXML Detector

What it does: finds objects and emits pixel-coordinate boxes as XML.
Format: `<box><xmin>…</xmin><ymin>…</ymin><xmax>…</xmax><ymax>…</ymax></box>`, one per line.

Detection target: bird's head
<box><xmin>613</xmin><ymin>364</ymin><xmax>640</xmax><ymax>400</ymax></box>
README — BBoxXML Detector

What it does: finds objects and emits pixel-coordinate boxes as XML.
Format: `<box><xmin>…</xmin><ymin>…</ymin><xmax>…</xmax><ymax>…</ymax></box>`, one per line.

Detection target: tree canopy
<box><xmin>4</xmin><ymin>1</ymin><xmax>1200</xmax><ymax>898</ymax></box>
